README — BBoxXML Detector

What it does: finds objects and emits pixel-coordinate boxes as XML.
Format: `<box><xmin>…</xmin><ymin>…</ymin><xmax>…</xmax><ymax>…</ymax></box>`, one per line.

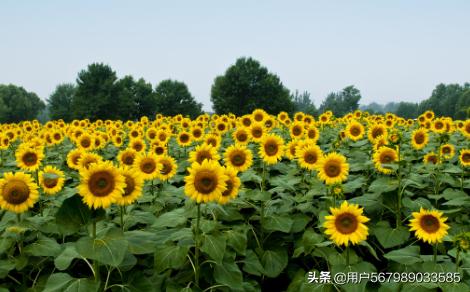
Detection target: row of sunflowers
<box><xmin>0</xmin><ymin>109</ymin><xmax>469</xmax><ymax>291</ymax></box>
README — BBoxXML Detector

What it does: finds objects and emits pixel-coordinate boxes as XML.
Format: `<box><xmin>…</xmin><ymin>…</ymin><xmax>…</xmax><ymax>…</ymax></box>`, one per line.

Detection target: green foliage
<box><xmin>154</xmin><ymin>79</ymin><xmax>202</xmax><ymax>118</ymax></box>
<box><xmin>115</xmin><ymin>76</ymin><xmax>157</xmax><ymax>120</ymax></box>
<box><xmin>320</xmin><ymin>85</ymin><xmax>361</xmax><ymax>116</ymax></box>
<box><xmin>0</xmin><ymin>84</ymin><xmax>45</xmax><ymax>123</ymax></box>
<box><xmin>48</xmin><ymin>83</ymin><xmax>76</xmax><ymax>122</ymax></box>
<box><xmin>291</xmin><ymin>90</ymin><xmax>318</xmax><ymax>116</ymax></box>
<box><xmin>211</xmin><ymin>57</ymin><xmax>294</xmax><ymax>115</ymax></box>
<box><xmin>419</xmin><ymin>83</ymin><xmax>470</xmax><ymax>119</ymax></box>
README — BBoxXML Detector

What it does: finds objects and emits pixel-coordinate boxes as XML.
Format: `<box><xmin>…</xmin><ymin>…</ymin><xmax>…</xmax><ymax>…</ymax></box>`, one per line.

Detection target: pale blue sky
<box><xmin>1</xmin><ymin>0</ymin><xmax>469</xmax><ymax>111</ymax></box>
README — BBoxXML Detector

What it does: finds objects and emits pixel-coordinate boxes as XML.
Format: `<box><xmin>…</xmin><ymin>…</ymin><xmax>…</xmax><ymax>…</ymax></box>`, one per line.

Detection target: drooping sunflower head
<box><xmin>78</xmin><ymin>161</ymin><xmax>125</xmax><ymax>209</ymax></box>
<box><xmin>411</xmin><ymin>128</ymin><xmax>428</xmax><ymax>150</ymax></box>
<box><xmin>15</xmin><ymin>146</ymin><xmax>44</xmax><ymax>172</ymax></box>
<box><xmin>39</xmin><ymin>165</ymin><xmax>65</xmax><ymax>195</ymax></box>
<box><xmin>423</xmin><ymin>152</ymin><xmax>440</xmax><ymax>165</ymax></box>
<box><xmin>189</xmin><ymin>144</ymin><xmax>220</xmax><ymax>164</ymax></box>
<box><xmin>118</xmin><ymin>148</ymin><xmax>138</xmax><ymax>168</ymax></box>
<box><xmin>346</xmin><ymin>121</ymin><xmax>365</xmax><ymax>141</ymax></box>
<box><xmin>296</xmin><ymin>144</ymin><xmax>322</xmax><ymax>170</ymax></box>
<box><xmin>323</xmin><ymin>201</ymin><xmax>369</xmax><ymax>247</ymax></box>
<box><xmin>409</xmin><ymin>208</ymin><xmax>449</xmax><ymax>244</ymax></box>
<box><xmin>440</xmin><ymin>143</ymin><xmax>455</xmax><ymax>160</ymax></box>
<box><xmin>157</xmin><ymin>155</ymin><xmax>178</xmax><ymax>181</ymax></box>
<box><xmin>184</xmin><ymin>159</ymin><xmax>228</xmax><ymax>203</ymax></box>
<box><xmin>0</xmin><ymin>172</ymin><xmax>39</xmax><ymax>213</ymax></box>
<box><xmin>317</xmin><ymin>152</ymin><xmax>349</xmax><ymax>185</ymax></box>
<box><xmin>259</xmin><ymin>134</ymin><xmax>284</xmax><ymax>165</ymax></box>
<box><xmin>224</xmin><ymin>144</ymin><xmax>253</xmax><ymax>172</ymax></box>
<box><xmin>133</xmin><ymin>152</ymin><xmax>161</xmax><ymax>180</ymax></box>
<box><xmin>116</xmin><ymin>167</ymin><xmax>144</xmax><ymax>206</ymax></box>
<box><xmin>67</xmin><ymin>148</ymin><xmax>85</xmax><ymax>170</ymax></box>
<box><xmin>77</xmin><ymin>152</ymin><xmax>103</xmax><ymax>171</ymax></box>
<box><xmin>218</xmin><ymin>166</ymin><xmax>241</xmax><ymax>205</ymax></box>
<box><xmin>373</xmin><ymin>146</ymin><xmax>398</xmax><ymax>175</ymax></box>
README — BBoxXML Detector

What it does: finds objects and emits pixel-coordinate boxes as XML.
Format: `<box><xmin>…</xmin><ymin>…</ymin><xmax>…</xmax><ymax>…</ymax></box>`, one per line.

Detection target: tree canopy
<box><xmin>291</xmin><ymin>90</ymin><xmax>318</xmax><ymax>116</ymax></box>
<box><xmin>0</xmin><ymin>84</ymin><xmax>45</xmax><ymax>123</ymax></box>
<box><xmin>154</xmin><ymin>79</ymin><xmax>203</xmax><ymax>118</ymax></box>
<box><xmin>319</xmin><ymin>86</ymin><xmax>361</xmax><ymax>116</ymax></box>
<box><xmin>48</xmin><ymin>83</ymin><xmax>76</xmax><ymax>122</ymax></box>
<box><xmin>211</xmin><ymin>57</ymin><xmax>294</xmax><ymax>115</ymax></box>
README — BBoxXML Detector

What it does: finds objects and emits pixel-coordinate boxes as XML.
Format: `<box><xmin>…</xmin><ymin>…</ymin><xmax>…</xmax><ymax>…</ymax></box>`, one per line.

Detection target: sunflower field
<box><xmin>0</xmin><ymin>109</ymin><xmax>469</xmax><ymax>292</ymax></box>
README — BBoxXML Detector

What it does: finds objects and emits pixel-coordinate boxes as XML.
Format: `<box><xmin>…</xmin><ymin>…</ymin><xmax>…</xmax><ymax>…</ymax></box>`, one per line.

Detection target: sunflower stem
<box><xmin>433</xmin><ymin>243</ymin><xmax>438</xmax><ymax>264</ymax></box>
<box><xmin>396</xmin><ymin>145</ymin><xmax>402</xmax><ymax>228</ymax></box>
<box><xmin>346</xmin><ymin>246</ymin><xmax>350</xmax><ymax>266</ymax></box>
<box><xmin>194</xmin><ymin>203</ymin><xmax>201</xmax><ymax>287</ymax></box>
<box><xmin>456</xmin><ymin>249</ymin><xmax>461</xmax><ymax>272</ymax></box>
<box><xmin>92</xmin><ymin>220</ymin><xmax>100</xmax><ymax>281</ymax></box>
<box><xmin>120</xmin><ymin>206</ymin><xmax>125</xmax><ymax>231</ymax></box>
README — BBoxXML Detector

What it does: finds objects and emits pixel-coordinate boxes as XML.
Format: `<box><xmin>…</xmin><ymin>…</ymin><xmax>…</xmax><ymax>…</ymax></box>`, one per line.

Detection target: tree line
<box><xmin>0</xmin><ymin>57</ymin><xmax>469</xmax><ymax>123</ymax></box>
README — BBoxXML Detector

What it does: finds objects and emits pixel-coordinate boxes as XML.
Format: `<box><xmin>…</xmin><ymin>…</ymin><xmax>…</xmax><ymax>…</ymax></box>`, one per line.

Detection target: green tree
<box><xmin>291</xmin><ymin>90</ymin><xmax>318</xmax><ymax>116</ymax></box>
<box><xmin>155</xmin><ymin>79</ymin><xmax>203</xmax><ymax>118</ymax></box>
<box><xmin>115</xmin><ymin>76</ymin><xmax>156</xmax><ymax>120</ymax></box>
<box><xmin>48</xmin><ymin>83</ymin><xmax>76</xmax><ymax>121</ymax></box>
<box><xmin>455</xmin><ymin>88</ymin><xmax>470</xmax><ymax>119</ymax></box>
<box><xmin>320</xmin><ymin>85</ymin><xmax>361</xmax><ymax>116</ymax></box>
<box><xmin>211</xmin><ymin>57</ymin><xmax>293</xmax><ymax>115</ymax></box>
<box><xmin>395</xmin><ymin>102</ymin><xmax>419</xmax><ymax>119</ymax></box>
<box><xmin>418</xmin><ymin>83</ymin><xmax>469</xmax><ymax>118</ymax></box>
<box><xmin>72</xmin><ymin>63</ymin><xmax>121</xmax><ymax>120</ymax></box>
<box><xmin>0</xmin><ymin>84</ymin><xmax>45</xmax><ymax>123</ymax></box>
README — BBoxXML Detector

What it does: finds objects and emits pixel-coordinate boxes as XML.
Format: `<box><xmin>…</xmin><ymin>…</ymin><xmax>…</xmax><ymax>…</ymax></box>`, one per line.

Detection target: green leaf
<box><xmin>290</xmin><ymin>214</ymin><xmax>311</xmax><ymax>233</ymax></box>
<box><xmin>373</xmin><ymin>221</ymin><xmax>410</xmax><ymax>249</ymax></box>
<box><xmin>24</xmin><ymin>236</ymin><xmax>62</xmax><ymax>257</ymax></box>
<box><xmin>154</xmin><ymin>244</ymin><xmax>189</xmax><ymax>273</ymax></box>
<box><xmin>214</xmin><ymin>261</ymin><xmax>243</xmax><ymax>291</ymax></box>
<box><xmin>55</xmin><ymin>194</ymin><xmax>92</xmax><ymax>236</ymax></box>
<box><xmin>125</xmin><ymin>230</ymin><xmax>157</xmax><ymax>255</ymax></box>
<box><xmin>224</xmin><ymin>228</ymin><xmax>247</xmax><ymax>255</ymax></box>
<box><xmin>368</xmin><ymin>177</ymin><xmax>399</xmax><ymax>193</ymax></box>
<box><xmin>343</xmin><ymin>176</ymin><xmax>366</xmax><ymax>194</ymax></box>
<box><xmin>302</xmin><ymin>228</ymin><xmax>324</xmax><ymax>254</ymax></box>
<box><xmin>261</xmin><ymin>248</ymin><xmax>288</xmax><ymax>278</ymax></box>
<box><xmin>0</xmin><ymin>259</ymin><xmax>15</xmax><ymax>278</ymax></box>
<box><xmin>384</xmin><ymin>245</ymin><xmax>422</xmax><ymax>265</ymax></box>
<box><xmin>54</xmin><ymin>244</ymin><xmax>80</xmax><ymax>271</ymax></box>
<box><xmin>201</xmin><ymin>233</ymin><xmax>226</xmax><ymax>264</ymax></box>
<box><xmin>43</xmin><ymin>273</ymin><xmax>100</xmax><ymax>292</ymax></box>
<box><xmin>243</xmin><ymin>250</ymin><xmax>264</xmax><ymax>276</ymax></box>
<box><xmin>262</xmin><ymin>215</ymin><xmax>293</xmax><ymax>233</ymax></box>
<box><xmin>152</xmin><ymin>208</ymin><xmax>187</xmax><ymax>228</ymax></box>
<box><xmin>75</xmin><ymin>228</ymin><xmax>128</xmax><ymax>267</ymax></box>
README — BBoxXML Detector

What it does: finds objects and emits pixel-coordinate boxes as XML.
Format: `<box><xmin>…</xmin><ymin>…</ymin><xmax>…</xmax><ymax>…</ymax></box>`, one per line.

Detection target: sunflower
<box><xmin>317</xmin><ymin>152</ymin><xmax>349</xmax><ymax>185</ymax></box>
<box><xmin>218</xmin><ymin>167</ymin><xmax>241</xmax><ymax>204</ymax></box>
<box><xmin>151</xmin><ymin>142</ymin><xmax>167</xmax><ymax>156</ymax></box>
<box><xmin>368</xmin><ymin>124</ymin><xmax>387</xmax><ymax>142</ymax></box>
<box><xmin>184</xmin><ymin>160</ymin><xmax>228</xmax><ymax>203</ymax></box>
<box><xmin>259</xmin><ymin>134</ymin><xmax>284</xmax><ymax>165</ymax></box>
<box><xmin>424</xmin><ymin>110</ymin><xmax>435</xmax><ymax>120</ymax></box>
<box><xmin>409</xmin><ymin>208</ymin><xmax>449</xmax><ymax>244</ymax></box>
<box><xmin>297</xmin><ymin>144</ymin><xmax>323</xmax><ymax>170</ymax></box>
<box><xmin>157</xmin><ymin>155</ymin><xmax>178</xmax><ymax>181</ymax></box>
<box><xmin>191</xmin><ymin>126</ymin><xmax>204</xmax><ymax>141</ymax></box>
<box><xmin>252</xmin><ymin>109</ymin><xmax>267</xmax><ymax>122</ymax></box>
<box><xmin>346</xmin><ymin>121</ymin><xmax>365</xmax><ymax>141</ymax></box>
<box><xmin>77</xmin><ymin>152</ymin><xmax>103</xmax><ymax>171</ymax></box>
<box><xmin>116</xmin><ymin>167</ymin><xmax>144</xmax><ymax>206</ymax></box>
<box><xmin>289</xmin><ymin>122</ymin><xmax>304</xmax><ymax>139</ymax></box>
<box><xmin>177</xmin><ymin>131</ymin><xmax>192</xmax><ymax>147</ymax></box>
<box><xmin>440</xmin><ymin>143</ymin><xmax>455</xmax><ymax>160</ymax></box>
<box><xmin>249</xmin><ymin>123</ymin><xmax>266</xmax><ymax>142</ymax></box>
<box><xmin>129</xmin><ymin>138</ymin><xmax>146</xmax><ymax>153</ymax></box>
<box><xmin>78</xmin><ymin>161</ymin><xmax>125</xmax><ymax>209</ymax></box>
<box><xmin>323</xmin><ymin>201</ymin><xmax>369</xmax><ymax>247</ymax></box>
<box><xmin>411</xmin><ymin>128</ymin><xmax>429</xmax><ymax>150</ymax></box>
<box><xmin>461</xmin><ymin>120</ymin><xmax>470</xmax><ymax>139</ymax></box>
<box><xmin>224</xmin><ymin>144</ymin><xmax>253</xmax><ymax>172</ymax></box>
<box><xmin>285</xmin><ymin>140</ymin><xmax>300</xmax><ymax>160</ymax></box>
<box><xmin>133</xmin><ymin>152</ymin><xmax>161</xmax><ymax>180</ymax></box>
<box><xmin>77</xmin><ymin>133</ymin><xmax>94</xmax><ymax>151</ymax></box>
<box><xmin>305</xmin><ymin>126</ymin><xmax>320</xmax><ymax>143</ymax></box>
<box><xmin>232</xmin><ymin>128</ymin><xmax>251</xmax><ymax>145</ymax></box>
<box><xmin>16</xmin><ymin>147</ymin><xmax>44</xmax><ymax>172</ymax></box>
<box><xmin>424</xmin><ymin>152</ymin><xmax>440</xmax><ymax>165</ymax></box>
<box><xmin>118</xmin><ymin>148</ymin><xmax>138</xmax><ymax>168</ymax></box>
<box><xmin>39</xmin><ymin>166</ymin><xmax>65</xmax><ymax>195</ymax></box>
<box><xmin>189</xmin><ymin>144</ymin><xmax>220</xmax><ymax>164</ymax></box>
<box><xmin>156</xmin><ymin>129</ymin><xmax>170</xmax><ymax>144</ymax></box>
<box><xmin>0</xmin><ymin>172</ymin><xmax>39</xmax><ymax>213</ymax></box>
<box><xmin>204</xmin><ymin>133</ymin><xmax>222</xmax><ymax>149</ymax></box>
<box><xmin>459</xmin><ymin>149</ymin><xmax>470</xmax><ymax>167</ymax></box>
<box><xmin>432</xmin><ymin>118</ymin><xmax>447</xmax><ymax>134</ymax></box>
<box><xmin>373</xmin><ymin>146</ymin><xmax>398</xmax><ymax>174</ymax></box>
<box><xmin>67</xmin><ymin>148</ymin><xmax>85</xmax><ymax>170</ymax></box>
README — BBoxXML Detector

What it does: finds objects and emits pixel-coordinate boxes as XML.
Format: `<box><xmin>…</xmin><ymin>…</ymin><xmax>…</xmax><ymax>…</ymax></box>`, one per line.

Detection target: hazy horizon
<box><xmin>1</xmin><ymin>1</ymin><xmax>470</xmax><ymax>111</ymax></box>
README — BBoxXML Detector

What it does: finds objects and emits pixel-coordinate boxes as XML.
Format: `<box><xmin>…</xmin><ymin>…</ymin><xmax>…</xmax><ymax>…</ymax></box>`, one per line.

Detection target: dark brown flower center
<box><xmin>141</xmin><ymin>159</ymin><xmax>157</xmax><ymax>174</ymax></box>
<box><xmin>264</xmin><ymin>142</ymin><xmax>278</xmax><ymax>156</ymax></box>
<box><xmin>304</xmin><ymin>152</ymin><xmax>318</xmax><ymax>164</ymax></box>
<box><xmin>414</xmin><ymin>133</ymin><xmax>425</xmax><ymax>144</ymax></box>
<box><xmin>194</xmin><ymin>171</ymin><xmax>217</xmax><ymax>194</ymax></box>
<box><xmin>222</xmin><ymin>179</ymin><xmax>233</xmax><ymax>197</ymax></box>
<box><xmin>2</xmin><ymin>180</ymin><xmax>30</xmax><ymax>205</ymax></box>
<box><xmin>23</xmin><ymin>152</ymin><xmax>38</xmax><ymax>166</ymax></box>
<box><xmin>324</xmin><ymin>161</ymin><xmax>341</xmax><ymax>177</ymax></box>
<box><xmin>231</xmin><ymin>152</ymin><xmax>246</xmax><ymax>166</ymax></box>
<box><xmin>419</xmin><ymin>215</ymin><xmax>440</xmax><ymax>233</ymax></box>
<box><xmin>335</xmin><ymin>213</ymin><xmax>358</xmax><ymax>234</ymax></box>
<box><xmin>123</xmin><ymin>175</ymin><xmax>135</xmax><ymax>197</ymax></box>
<box><xmin>88</xmin><ymin>171</ymin><xmax>115</xmax><ymax>197</ymax></box>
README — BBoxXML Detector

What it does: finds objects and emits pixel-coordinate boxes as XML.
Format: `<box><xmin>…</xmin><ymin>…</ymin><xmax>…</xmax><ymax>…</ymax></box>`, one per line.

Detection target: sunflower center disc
<box><xmin>265</xmin><ymin>143</ymin><xmax>278</xmax><ymax>156</ymax></box>
<box><xmin>237</xmin><ymin>133</ymin><xmax>247</xmax><ymax>142</ymax></box>
<box><xmin>123</xmin><ymin>176</ymin><xmax>135</xmax><ymax>197</ymax></box>
<box><xmin>23</xmin><ymin>153</ymin><xmax>38</xmax><ymax>166</ymax></box>
<box><xmin>232</xmin><ymin>153</ymin><xmax>245</xmax><ymax>166</ymax></box>
<box><xmin>3</xmin><ymin>180</ymin><xmax>30</xmax><ymax>205</ymax></box>
<box><xmin>326</xmin><ymin>163</ymin><xmax>340</xmax><ymax>177</ymax></box>
<box><xmin>415</xmin><ymin>134</ymin><xmax>424</xmax><ymax>144</ymax></box>
<box><xmin>335</xmin><ymin>213</ymin><xmax>358</xmax><ymax>234</ymax></box>
<box><xmin>222</xmin><ymin>180</ymin><xmax>233</xmax><ymax>197</ymax></box>
<box><xmin>195</xmin><ymin>171</ymin><xmax>217</xmax><ymax>194</ymax></box>
<box><xmin>420</xmin><ymin>215</ymin><xmax>440</xmax><ymax>233</ymax></box>
<box><xmin>305</xmin><ymin>153</ymin><xmax>317</xmax><ymax>164</ymax></box>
